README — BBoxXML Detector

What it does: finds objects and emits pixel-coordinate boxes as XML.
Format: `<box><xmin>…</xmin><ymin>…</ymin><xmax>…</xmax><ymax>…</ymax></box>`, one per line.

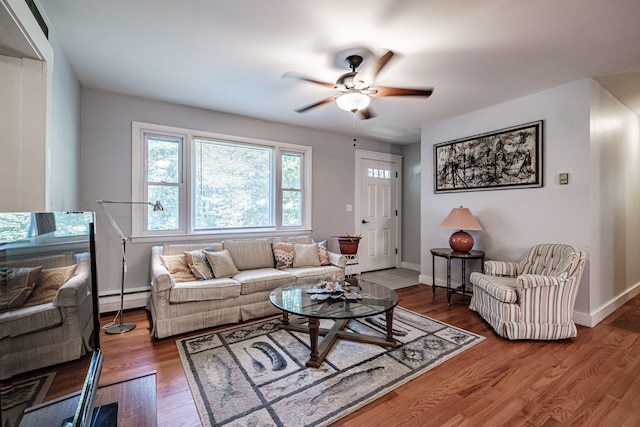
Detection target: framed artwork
<box><xmin>434</xmin><ymin>120</ymin><xmax>543</xmax><ymax>193</ymax></box>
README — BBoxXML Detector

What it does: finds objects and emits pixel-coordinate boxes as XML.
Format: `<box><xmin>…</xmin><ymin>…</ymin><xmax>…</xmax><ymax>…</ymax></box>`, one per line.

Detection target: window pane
<box><xmin>282</xmin><ymin>191</ymin><xmax>302</xmax><ymax>226</ymax></box>
<box><xmin>282</xmin><ymin>153</ymin><xmax>302</xmax><ymax>189</ymax></box>
<box><xmin>53</xmin><ymin>212</ymin><xmax>93</xmax><ymax>237</ymax></box>
<box><xmin>148</xmin><ymin>185</ymin><xmax>179</xmax><ymax>230</ymax></box>
<box><xmin>0</xmin><ymin>213</ymin><xmax>31</xmax><ymax>243</ymax></box>
<box><xmin>148</xmin><ymin>136</ymin><xmax>180</xmax><ymax>183</ymax></box>
<box><xmin>194</xmin><ymin>139</ymin><xmax>272</xmax><ymax>229</ymax></box>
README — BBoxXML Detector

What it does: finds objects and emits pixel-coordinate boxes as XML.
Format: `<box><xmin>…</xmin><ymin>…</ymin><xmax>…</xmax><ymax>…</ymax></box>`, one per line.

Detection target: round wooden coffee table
<box><xmin>270</xmin><ymin>279</ymin><xmax>399</xmax><ymax>368</ymax></box>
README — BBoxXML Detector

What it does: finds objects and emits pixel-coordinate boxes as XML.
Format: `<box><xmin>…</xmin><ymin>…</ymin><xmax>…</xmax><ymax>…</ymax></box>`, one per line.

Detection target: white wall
<box><xmin>47</xmin><ymin>28</ymin><xmax>81</xmax><ymax>210</ymax></box>
<box><xmin>420</xmin><ymin>78</ymin><xmax>640</xmax><ymax>327</ymax></box>
<box><xmin>79</xmin><ymin>88</ymin><xmax>402</xmax><ymax>311</ymax></box>
<box><xmin>401</xmin><ymin>142</ymin><xmax>421</xmax><ymax>269</ymax></box>
<box><xmin>588</xmin><ymin>79</ymin><xmax>640</xmax><ymax>324</ymax></box>
<box><xmin>0</xmin><ymin>0</ymin><xmax>80</xmax><ymax>211</ymax></box>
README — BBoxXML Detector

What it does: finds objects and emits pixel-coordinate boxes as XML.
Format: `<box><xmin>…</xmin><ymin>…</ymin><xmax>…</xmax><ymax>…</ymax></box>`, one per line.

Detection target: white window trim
<box><xmin>131</xmin><ymin>122</ymin><xmax>312</xmax><ymax>242</ymax></box>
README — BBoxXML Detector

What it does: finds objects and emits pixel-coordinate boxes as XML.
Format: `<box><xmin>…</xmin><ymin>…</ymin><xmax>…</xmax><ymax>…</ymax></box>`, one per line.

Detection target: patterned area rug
<box><xmin>1</xmin><ymin>372</ymin><xmax>55</xmax><ymax>427</ymax></box>
<box><xmin>176</xmin><ymin>307</ymin><xmax>484</xmax><ymax>427</ymax></box>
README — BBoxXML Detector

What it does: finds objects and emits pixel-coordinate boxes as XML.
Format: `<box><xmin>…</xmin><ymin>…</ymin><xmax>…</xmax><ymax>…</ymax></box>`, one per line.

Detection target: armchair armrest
<box><xmin>327</xmin><ymin>251</ymin><xmax>346</xmax><ymax>268</ymax></box>
<box><xmin>516</xmin><ymin>274</ymin><xmax>570</xmax><ymax>289</ymax></box>
<box><xmin>151</xmin><ymin>246</ymin><xmax>175</xmax><ymax>293</ymax></box>
<box><xmin>54</xmin><ymin>254</ymin><xmax>90</xmax><ymax>307</ymax></box>
<box><xmin>484</xmin><ymin>260</ymin><xmax>519</xmax><ymax>277</ymax></box>
<box><xmin>327</xmin><ymin>251</ymin><xmax>346</xmax><ymax>278</ymax></box>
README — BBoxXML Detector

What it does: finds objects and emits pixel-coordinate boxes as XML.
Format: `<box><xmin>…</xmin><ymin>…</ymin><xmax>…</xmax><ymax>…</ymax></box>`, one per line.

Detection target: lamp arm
<box><xmin>97</xmin><ymin>201</ymin><xmax>128</xmax><ymax>242</ymax></box>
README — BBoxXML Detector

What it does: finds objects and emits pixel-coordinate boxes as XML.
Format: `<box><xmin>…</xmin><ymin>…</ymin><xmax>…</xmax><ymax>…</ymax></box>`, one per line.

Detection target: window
<box><xmin>368</xmin><ymin>167</ymin><xmax>390</xmax><ymax>179</ymax></box>
<box><xmin>281</xmin><ymin>152</ymin><xmax>303</xmax><ymax>227</ymax></box>
<box><xmin>132</xmin><ymin>123</ymin><xmax>312</xmax><ymax>237</ymax></box>
<box><xmin>145</xmin><ymin>134</ymin><xmax>184</xmax><ymax>232</ymax></box>
<box><xmin>0</xmin><ymin>212</ymin><xmax>93</xmax><ymax>244</ymax></box>
<box><xmin>193</xmin><ymin>138</ymin><xmax>272</xmax><ymax>230</ymax></box>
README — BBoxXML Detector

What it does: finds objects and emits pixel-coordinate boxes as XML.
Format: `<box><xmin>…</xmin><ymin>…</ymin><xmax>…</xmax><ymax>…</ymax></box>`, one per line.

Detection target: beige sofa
<box><xmin>0</xmin><ymin>252</ymin><xmax>93</xmax><ymax>379</ymax></box>
<box><xmin>148</xmin><ymin>235</ymin><xmax>346</xmax><ymax>338</ymax></box>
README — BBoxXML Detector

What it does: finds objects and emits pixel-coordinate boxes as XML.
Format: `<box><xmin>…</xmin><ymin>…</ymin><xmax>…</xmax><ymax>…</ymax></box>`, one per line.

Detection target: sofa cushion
<box><xmin>471</xmin><ymin>273</ymin><xmax>518</xmax><ymax>303</ymax></box>
<box><xmin>160</xmin><ymin>254</ymin><xmax>197</xmax><ymax>282</ymax></box>
<box><xmin>234</xmin><ymin>268</ymin><xmax>295</xmax><ymax>295</ymax></box>
<box><xmin>318</xmin><ymin>240</ymin><xmax>330</xmax><ymax>265</ymax></box>
<box><xmin>184</xmin><ymin>250</ymin><xmax>214</xmax><ymax>280</ymax></box>
<box><xmin>204</xmin><ymin>249</ymin><xmax>239</xmax><ymax>278</ymax></box>
<box><xmin>1</xmin><ymin>253</ymin><xmax>74</xmax><ymax>269</ymax></box>
<box><xmin>24</xmin><ymin>264</ymin><xmax>77</xmax><ymax>308</ymax></box>
<box><xmin>224</xmin><ymin>238</ymin><xmax>274</xmax><ymax>271</ymax></box>
<box><xmin>272</xmin><ymin>242</ymin><xmax>294</xmax><ymax>269</ymax></box>
<box><xmin>169</xmin><ymin>278</ymin><xmax>241</xmax><ymax>303</ymax></box>
<box><xmin>285</xmin><ymin>265</ymin><xmax>341</xmax><ymax>280</ymax></box>
<box><xmin>0</xmin><ymin>267</ymin><xmax>43</xmax><ymax>312</ymax></box>
<box><xmin>0</xmin><ymin>303</ymin><xmax>62</xmax><ymax>339</ymax></box>
<box><xmin>293</xmin><ymin>243</ymin><xmax>321</xmax><ymax>268</ymax></box>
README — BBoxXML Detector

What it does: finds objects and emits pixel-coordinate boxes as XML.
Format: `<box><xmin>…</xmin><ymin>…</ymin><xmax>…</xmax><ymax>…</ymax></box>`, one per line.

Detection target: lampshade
<box><xmin>440</xmin><ymin>206</ymin><xmax>483</xmax><ymax>231</ymax></box>
<box><xmin>440</xmin><ymin>206</ymin><xmax>482</xmax><ymax>252</ymax></box>
<box><xmin>336</xmin><ymin>91</ymin><xmax>371</xmax><ymax>112</ymax></box>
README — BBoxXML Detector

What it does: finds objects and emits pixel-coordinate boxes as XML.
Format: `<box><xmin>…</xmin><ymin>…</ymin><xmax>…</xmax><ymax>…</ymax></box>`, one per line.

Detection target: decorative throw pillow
<box><xmin>24</xmin><ymin>264</ymin><xmax>77</xmax><ymax>307</ymax></box>
<box><xmin>160</xmin><ymin>254</ymin><xmax>197</xmax><ymax>282</ymax></box>
<box><xmin>272</xmin><ymin>242</ymin><xmax>295</xmax><ymax>269</ymax></box>
<box><xmin>0</xmin><ymin>266</ymin><xmax>43</xmax><ymax>311</ymax></box>
<box><xmin>318</xmin><ymin>240</ymin><xmax>330</xmax><ymax>265</ymax></box>
<box><xmin>203</xmin><ymin>249</ymin><xmax>239</xmax><ymax>278</ymax></box>
<box><xmin>293</xmin><ymin>243</ymin><xmax>321</xmax><ymax>268</ymax></box>
<box><xmin>183</xmin><ymin>250</ymin><xmax>214</xmax><ymax>280</ymax></box>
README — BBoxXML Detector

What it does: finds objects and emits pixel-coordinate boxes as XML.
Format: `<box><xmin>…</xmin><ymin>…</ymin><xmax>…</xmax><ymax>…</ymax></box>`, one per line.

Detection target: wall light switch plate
<box><xmin>346</xmin><ymin>204</ymin><xmax>353</xmax><ymax>212</ymax></box>
<box><xmin>559</xmin><ymin>173</ymin><xmax>569</xmax><ymax>185</ymax></box>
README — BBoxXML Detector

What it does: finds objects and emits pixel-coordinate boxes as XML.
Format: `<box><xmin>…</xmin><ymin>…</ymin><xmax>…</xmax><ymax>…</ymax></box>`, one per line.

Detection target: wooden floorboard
<box><xmin>13</xmin><ymin>285</ymin><xmax>640</xmax><ymax>426</ymax></box>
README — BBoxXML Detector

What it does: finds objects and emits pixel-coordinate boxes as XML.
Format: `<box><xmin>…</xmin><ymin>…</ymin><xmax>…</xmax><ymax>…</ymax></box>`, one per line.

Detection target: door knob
<box><xmin>362</xmin><ymin>219</ymin><xmax>370</xmax><ymax>224</ymax></box>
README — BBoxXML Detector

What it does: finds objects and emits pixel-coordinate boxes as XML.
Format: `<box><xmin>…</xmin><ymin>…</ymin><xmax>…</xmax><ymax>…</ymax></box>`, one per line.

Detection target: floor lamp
<box><xmin>97</xmin><ymin>199</ymin><xmax>164</xmax><ymax>334</ymax></box>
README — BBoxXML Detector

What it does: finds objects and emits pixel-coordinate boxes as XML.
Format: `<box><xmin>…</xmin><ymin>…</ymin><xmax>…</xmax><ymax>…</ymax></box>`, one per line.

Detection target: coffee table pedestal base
<box><xmin>279</xmin><ymin>309</ymin><xmax>397</xmax><ymax>368</ymax></box>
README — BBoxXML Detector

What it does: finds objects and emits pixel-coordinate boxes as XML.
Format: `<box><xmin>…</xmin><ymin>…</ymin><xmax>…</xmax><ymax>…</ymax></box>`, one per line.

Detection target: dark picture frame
<box><xmin>434</xmin><ymin>120</ymin><xmax>543</xmax><ymax>193</ymax></box>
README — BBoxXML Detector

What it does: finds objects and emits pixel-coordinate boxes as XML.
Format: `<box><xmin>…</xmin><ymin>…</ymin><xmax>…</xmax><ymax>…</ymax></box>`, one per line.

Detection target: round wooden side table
<box><xmin>430</xmin><ymin>248</ymin><xmax>485</xmax><ymax>305</ymax></box>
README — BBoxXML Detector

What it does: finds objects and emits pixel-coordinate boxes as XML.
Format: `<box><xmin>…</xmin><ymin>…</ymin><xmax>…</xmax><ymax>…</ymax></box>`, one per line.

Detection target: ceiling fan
<box><xmin>283</xmin><ymin>50</ymin><xmax>433</xmax><ymax>119</ymax></box>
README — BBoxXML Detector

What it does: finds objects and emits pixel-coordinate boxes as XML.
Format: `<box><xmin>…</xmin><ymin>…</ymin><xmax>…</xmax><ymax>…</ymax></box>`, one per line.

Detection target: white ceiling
<box><xmin>38</xmin><ymin>0</ymin><xmax>640</xmax><ymax>144</ymax></box>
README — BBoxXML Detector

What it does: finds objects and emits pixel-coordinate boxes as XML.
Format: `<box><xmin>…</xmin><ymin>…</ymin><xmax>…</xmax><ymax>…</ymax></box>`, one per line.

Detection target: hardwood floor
<box><xmin>24</xmin><ymin>285</ymin><xmax>640</xmax><ymax>426</ymax></box>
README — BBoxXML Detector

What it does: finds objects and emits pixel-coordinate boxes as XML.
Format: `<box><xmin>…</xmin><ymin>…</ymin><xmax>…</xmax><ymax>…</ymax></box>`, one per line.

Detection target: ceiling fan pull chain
<box><xmin>352</xmin><ymin>111</ymin><xmax>357</xmax><ymax>146</ymax></box>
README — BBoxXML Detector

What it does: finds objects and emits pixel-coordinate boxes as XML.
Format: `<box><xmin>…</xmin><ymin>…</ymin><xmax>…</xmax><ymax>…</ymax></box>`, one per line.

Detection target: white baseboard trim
<box><xmin>419</xmin><ymin>274</ymin><xmax>464</xmax><ymax>289</ymax></box>
<box><xmin>573</xmin><ymin>281</ymin><xmax>640</xmax><ymax>327</ymax></box>
<box><xmin>419</xmin><ymin>274</ymin><xmax>431</xmax><ymax>285</ymax></box>
<box><xmin>401</xmin><ymin>262</ymin><xmax>420</xmax><ymax>272</ymax></box>
<box><xmin>98</xmin><ymin>286</ymin><xmax>150</xmax><ymax>313</ymax></box>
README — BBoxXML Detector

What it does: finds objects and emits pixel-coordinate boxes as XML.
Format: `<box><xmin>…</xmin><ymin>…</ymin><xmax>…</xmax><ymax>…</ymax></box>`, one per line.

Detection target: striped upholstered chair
<box><xmin>469</xmin><ymin>244</ymin><xmax>586</xmax><ymax>340</ymax></box>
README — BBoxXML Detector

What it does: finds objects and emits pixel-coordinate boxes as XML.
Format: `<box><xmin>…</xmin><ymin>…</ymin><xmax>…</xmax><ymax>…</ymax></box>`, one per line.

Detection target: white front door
<box><xmin>355</xmin><ymin>150</ymin><xmax>401</xmax><ymax>272</ymax></box>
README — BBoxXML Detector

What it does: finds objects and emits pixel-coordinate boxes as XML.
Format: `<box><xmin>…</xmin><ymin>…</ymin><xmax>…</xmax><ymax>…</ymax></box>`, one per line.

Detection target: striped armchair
<box><xmin>469</xmin><ymin>244</ymin><xmax>586</xmax><ymax>340</ymax></box>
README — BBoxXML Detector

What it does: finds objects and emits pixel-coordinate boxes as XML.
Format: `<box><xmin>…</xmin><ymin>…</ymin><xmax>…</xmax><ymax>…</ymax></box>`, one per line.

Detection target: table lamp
<box><xmin>440</xmin><ymin>206</ymin><xmax>482</xmax><ymax>252</ymax></box>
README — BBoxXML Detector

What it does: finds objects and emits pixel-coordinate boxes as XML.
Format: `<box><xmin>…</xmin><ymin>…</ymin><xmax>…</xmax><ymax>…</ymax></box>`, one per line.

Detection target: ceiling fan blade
<box><xmin>358</xmin><ymin>106</ymin><xmax>376</xmax><ymax>120</ymax></box>
<box><xmin>355</xmin><ymin>50</ymin><xmax>396</xmax><ymax>88</ymax></box>
<box><xmin>369</xmin><ymin>50</ymin><xmax>395</xmax><ymax>81</ymax></box>
<box><xmin>282</xmin><ymin>72</ymin><xmax>339</xmax><ymax>89</ymax></box>
<box><xmin>294</xmin><ymin>95</ymin><xmax>339</xmax><ymax>113</ymax></box>
<box><xmin>371</xmin><ymin>86</ymin><xmax>434</xmax><ymax>97</ymax></box>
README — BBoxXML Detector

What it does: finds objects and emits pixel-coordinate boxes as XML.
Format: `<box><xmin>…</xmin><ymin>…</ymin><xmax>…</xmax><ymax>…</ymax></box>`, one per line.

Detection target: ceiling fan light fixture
<box><xmin>336</xmin><ymin>91</ymin><xmax>371</xmax><ymax>112</ymax></box>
